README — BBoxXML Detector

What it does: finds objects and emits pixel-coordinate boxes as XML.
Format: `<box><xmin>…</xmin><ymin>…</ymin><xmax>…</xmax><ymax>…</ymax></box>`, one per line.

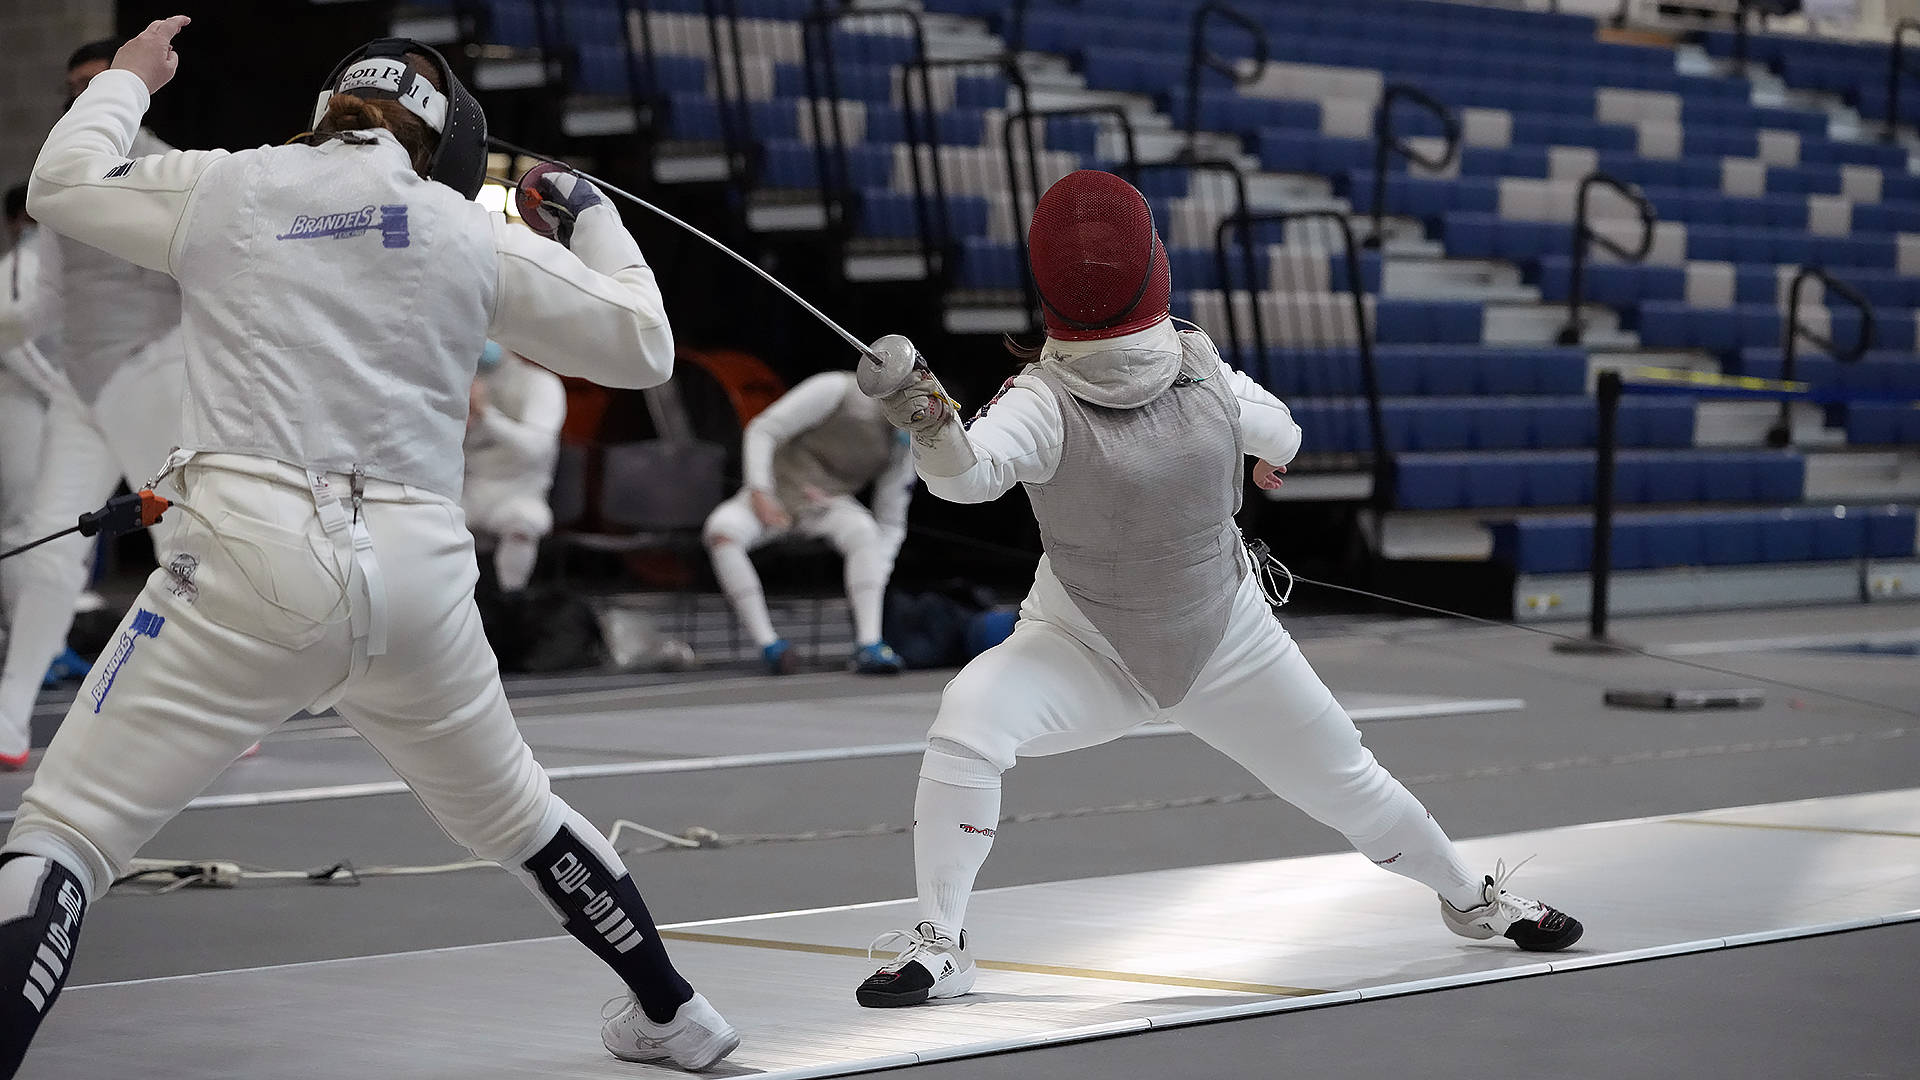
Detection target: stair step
<box><xmin>1804</xmin><ymin>450</ymin><xmax>1920</xmax><ymax>501</ymax></box>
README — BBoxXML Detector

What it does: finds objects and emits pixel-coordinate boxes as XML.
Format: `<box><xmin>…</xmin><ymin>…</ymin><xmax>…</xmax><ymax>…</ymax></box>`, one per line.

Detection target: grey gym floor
<box><xmin>18</xmin><ymin>599</ymin><xmax>1920</xmax><ymax>1079</ymax></box>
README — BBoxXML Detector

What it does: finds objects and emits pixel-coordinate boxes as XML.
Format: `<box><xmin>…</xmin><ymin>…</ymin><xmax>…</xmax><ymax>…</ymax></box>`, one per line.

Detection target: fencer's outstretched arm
<box><xmin>739</xmin><ymin>372</ymin><xmax>853</xmax><ymax>494</ymax></box>
<box><xmin>860</xmin><ymin>334</ymin><xmax>1063</xmax><ymax>503</ymax></box>
<box><xmin>26</xmin><ymin>69</ymin><xmax>227</xmax><ymax>273</ymax></box>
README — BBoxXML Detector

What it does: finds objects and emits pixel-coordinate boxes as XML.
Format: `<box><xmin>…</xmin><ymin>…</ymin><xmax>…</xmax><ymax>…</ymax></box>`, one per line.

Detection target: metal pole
<box><xmin>1555</xmin><ymin>370</ymin><xmax>1632</xmax><ymax>654</ymax></box>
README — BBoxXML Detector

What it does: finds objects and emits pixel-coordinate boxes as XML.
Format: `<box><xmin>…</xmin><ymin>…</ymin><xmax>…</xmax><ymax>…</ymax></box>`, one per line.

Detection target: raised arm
<box><xmin>487</xmin><ymin>206</ymin><xmax>674</xmax><ymax>390</ymax></box>
<box><xmin>27</xmin><ymin>22</ymin><xmax>226</xmax><ymax>274</ymax></box>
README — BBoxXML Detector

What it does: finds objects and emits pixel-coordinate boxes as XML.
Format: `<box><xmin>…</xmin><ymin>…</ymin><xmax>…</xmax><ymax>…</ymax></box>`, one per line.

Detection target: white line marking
<box><xmin>3</xmin><ymin>700</ymin><xmax>1525</xmax><ymax>820</ymax></box>
<box><xmin>1659</xmin><ymin>628</ymin><xmax>1920</xmax><ymax>657</ymax></box>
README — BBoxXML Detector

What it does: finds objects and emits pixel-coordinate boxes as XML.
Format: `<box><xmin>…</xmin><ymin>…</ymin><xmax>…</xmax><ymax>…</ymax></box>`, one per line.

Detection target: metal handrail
<box><xmin>999</xmin><ymin>105</ymin><xmax>1147</xmax><ymax>326</ymax></box>
<box><xmin>1183</xmin><ymin>2</ymin><xmax>1269</xmax><ymax>159</ymax></box>
<box><xmin>802</xmin><ymin>5</ymin><xmax>942</xmax><ymax>254</ymax></box>
<box><xmin>1366</xmin><ymin>84</ymin><xmax>1459</xmax><ymax>250</ymax></box>
<box><xmin>1557</xmin><ymin>172</ymin><xmax>1657</xmax><ymax>346</ymax></box>
<box><xmin>1216</xmin><ymin>210</ymin><xmax>1391</xmax><ymax>510</ymax></box>
<box><xmin>1768</xmin><ymin>265</ymin><xmax>1876</xmax><ymax>446</ymax></box>
<box><xmin>615</xmin><ymin>0</ymin><xmax>665</xmax><ymax>135</ymax></box>
<box><xmin>1885</xmin><ymin>19</ymin><xmax>1920</xmax><ymax>143</ymax></box>
<box><xmin>704</xmin><ymin>0</ymin><xmax>758</xmax><ymax>189</ymax></box>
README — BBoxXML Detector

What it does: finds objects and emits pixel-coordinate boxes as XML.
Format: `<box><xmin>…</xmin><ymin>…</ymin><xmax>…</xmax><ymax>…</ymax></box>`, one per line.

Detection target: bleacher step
<box><xmin>1804</xmin><ymin>450</ymin><xmax>1920</xmax><ymax>501</ymax></box>
<box><xmin>1482</xmin><ymin>302</ymin><xmax>1630</xmax><ymax>346</ymax></box>
<box><xmin>1382</xmin><ymin>258</ymin><xmax>1537</xmax><ymax>301</ymax></box>
<box><xmin>1584</xmin><ymin>349</ymin><xmax>1717</xmax><ymax>388</ymax></box>
<box><xmin>1693</xmin><ymin>400</ymin><xmax>1840</xmax><ymax>447</ymax></box>
<box><xmin>391</xmin><ymin>7</ymin><xmax>456</xmax><ymax>45</ymax></box>
<box><xmin>564</xmin><ymin>100</ymin><xmax>643</xmax><ymax>139</ymax></box>
<box><xmin>473</xmin><ymin>56</ymin><xmax>547</xmax><ymax>92</ymax></box>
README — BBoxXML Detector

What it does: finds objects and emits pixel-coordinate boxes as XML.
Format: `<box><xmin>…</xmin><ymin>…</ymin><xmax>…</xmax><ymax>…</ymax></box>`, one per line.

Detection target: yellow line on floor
<box><xmin>660</xmin><ymin>930</ymin><xmax>1326</xmax><ymax>997</ymax></box>
<box><xmin>1665</xmin><ymin>818</ymin><xmax>1920</xmax><ymax>841</ymax></box>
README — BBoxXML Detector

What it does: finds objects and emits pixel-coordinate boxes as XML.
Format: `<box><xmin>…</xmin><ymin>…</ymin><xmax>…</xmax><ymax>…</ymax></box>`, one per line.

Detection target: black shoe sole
<box><xmin>856</xmin><ymin>986</ymin><xmax>929</xmax><ymax>1008</ymax></box>
<box><xmin>1511</xmin><ymin>918</ymin><xmax>1585</xmax><ymax>952</ymax></box>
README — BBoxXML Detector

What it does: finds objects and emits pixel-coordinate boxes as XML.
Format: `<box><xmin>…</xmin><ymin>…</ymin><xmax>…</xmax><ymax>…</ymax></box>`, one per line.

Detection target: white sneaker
<box><xmin>601</xmin><ymin>991</ymin><xmax>739</xmax><ymax>1071</ymax></box>
<box><xmin>1440</xmin><ymin>858</ymin><xmax>1584</xmax><ymax>952</ymax></box>
<box><xmin>855</xmin><ymin>921</ymin><xmax>976</xmax><ymax>1007</ymax></box>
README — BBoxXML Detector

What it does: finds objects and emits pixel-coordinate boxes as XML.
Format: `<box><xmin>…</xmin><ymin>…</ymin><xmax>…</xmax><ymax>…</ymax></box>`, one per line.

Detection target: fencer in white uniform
<box><xmin>0</xmin><ymin>187</ymin><xmax>66</xmax><ymax>603</ymax></box>
<box><xmin>854</xmin><ymin>171</ymin><xmax>1584</xmax><ymax>1008</ymax></box>
<box><xmin>463</xmin><ymin>342</ymin><xmax>567</xmax><ymax>593</ymax></box>
<box><xmin>0</xmin><ymin>39</ymin><xmax>192</xmax><ymax>769</ymax></box>
<box><xmin>704</xmin><ymin>370</ymin><xmax>913</xmax><ymax>674</ymax></box>
<box><xmin>0</xmin><ymin>23</ymin><xmax>735</xmax><ymax>1075</ymax></box>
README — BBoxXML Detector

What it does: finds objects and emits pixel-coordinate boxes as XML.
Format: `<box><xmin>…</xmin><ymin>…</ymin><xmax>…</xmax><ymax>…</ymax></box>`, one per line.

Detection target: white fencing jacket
<box><xmin>29</xmin><ymin>70</ymin><xmax>675</xmax><ymax>501</ymax></box>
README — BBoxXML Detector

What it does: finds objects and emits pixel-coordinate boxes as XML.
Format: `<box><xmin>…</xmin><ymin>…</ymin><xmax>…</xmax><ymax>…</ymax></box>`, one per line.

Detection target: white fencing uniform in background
<box><xmin>0</xmin><ymin>226</ymin><xmax>65</xmax><ymax>576</ymax></box>
<box><xmin>704</xmin><ymin>370</ymin><xmax>913</xmax><ymax>654</ymax></box>
<box><xmin>0</xmin><ymin>126</ymin><xmax>188</xmax><ymax>765</ymax></box>
<box><xmin>1</xmin><ymin>66</ymin><xmax>724</xmax><ymax>1074</ymax></box>
<box><xmin>463</xmin><ymin>350</ymin><xmax>566</xmax><ymax>592</ymax></box>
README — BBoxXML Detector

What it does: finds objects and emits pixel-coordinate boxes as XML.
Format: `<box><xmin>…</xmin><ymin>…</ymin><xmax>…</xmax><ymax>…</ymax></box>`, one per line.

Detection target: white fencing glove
<box><xmin>856</xmin><ymin>335</ymin><xmax>977</xmax><ymax>477</ymax></box>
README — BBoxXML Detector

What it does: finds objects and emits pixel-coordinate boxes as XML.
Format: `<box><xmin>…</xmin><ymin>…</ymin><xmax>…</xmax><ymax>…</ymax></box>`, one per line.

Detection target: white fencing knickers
<box><xmin>0</xmin><ymin>334</ymin><xmax>186</xmax><ymax>760</ymax></box>
<box><xmin>910</xmin><ymin>555</ymin><xmax>1482</xmax><ymax>936</ymax></box>
<box><xmin>2</xmin><ymin>456</ymin><xmax>569</xmax><ymax>900</ymax></box>
<box><xmin>703</xmin><ymin>490</ymin><xmax>896</xmax><ymax>647</ymax></box>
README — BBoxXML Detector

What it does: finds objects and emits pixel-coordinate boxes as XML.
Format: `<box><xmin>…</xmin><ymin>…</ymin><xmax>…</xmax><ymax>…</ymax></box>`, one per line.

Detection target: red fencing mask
<box><xmin>1027</xmin><ymin>170</ymin><xmax>1171</xmax><ymax>341</ymax></box>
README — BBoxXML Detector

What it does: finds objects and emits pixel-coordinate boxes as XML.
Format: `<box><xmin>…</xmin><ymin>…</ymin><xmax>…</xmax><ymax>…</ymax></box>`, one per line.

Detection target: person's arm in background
<box><xmin>740</xmin><ymin>373</ymin><xmax>851</xmax><ymax>498</ymax></box>
<box><xmin>472</xmin><ymin>359</ymin><xmax>567</xmax><ymax>462</ymax></box>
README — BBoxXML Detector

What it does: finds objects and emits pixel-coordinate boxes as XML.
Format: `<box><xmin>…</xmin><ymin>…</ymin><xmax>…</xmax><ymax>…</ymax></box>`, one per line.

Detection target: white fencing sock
<box><xmin>1350</xmin><ymin>793</ymin><xmax>1484</xmax><ymax>910</ymax></box>
<box><xmin>842</xmin><ymin>541</ymin><xmax>892</xmax><ymax>646</ymax></box>
<box><xmin>913</xmin><ymin>740</ymin><xmax>1003</xmax><ymax>939</ymax></box>
<box><xmin>707</xmin><ymin>540</ymin><xmax>777</xmax><ymax>647</ymax></box>
<box><xmin>494</xmin><ymin>533</ymin><xmax>539</xmax><ymax>593</ymax></box>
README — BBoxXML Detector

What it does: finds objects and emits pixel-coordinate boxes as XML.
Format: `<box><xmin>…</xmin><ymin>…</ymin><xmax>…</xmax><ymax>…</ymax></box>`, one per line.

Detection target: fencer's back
<box><xmin>775</xmin><ymin>372</ymin><xmax>895</xmax><ymax>504</ymax></box>
<box><xmin>171</xmin><ymin>130</ymin><xmax>495</xmax><ymax>498</ymax></box>
<box><xmin>1024</xmin><ymin>330</ymin><xmax>1245</xmax><ymax>708</ymax></box>
<box><xmin>51</xmin><ymin>129</ymin><xmax>182</xmax><ymax>402</ymax></box>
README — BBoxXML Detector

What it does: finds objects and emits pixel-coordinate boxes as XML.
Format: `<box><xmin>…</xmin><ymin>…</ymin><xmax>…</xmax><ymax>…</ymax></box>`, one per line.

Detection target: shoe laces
<box><xmin>602</xmin><ymin>995</ymin><xmax>636</xmax><ymax>1023</ymax></box>
<box><xmin>868</xmin><ymin>920</ymin><xmax>945</xmax><ymax>968</ymax></box>
<box><xmin>1485</xmin><ymin>855</ymin><xmax>1550</xmax><ymax>922</ymax></box>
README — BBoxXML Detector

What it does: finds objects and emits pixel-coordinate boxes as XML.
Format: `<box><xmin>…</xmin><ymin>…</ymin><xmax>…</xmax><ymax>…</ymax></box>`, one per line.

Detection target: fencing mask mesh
<box><xmin>1027</xmin><ymin>170</ymin><xmax>1171</xmax><ymax>341</ymax></box>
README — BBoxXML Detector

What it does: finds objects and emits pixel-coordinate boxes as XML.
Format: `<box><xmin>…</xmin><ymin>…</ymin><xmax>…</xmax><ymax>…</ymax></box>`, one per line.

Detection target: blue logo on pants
<box><xmin>89</xmin><ymin>609</ymin><xmax>164</xmax><ymax>714</ymax></box>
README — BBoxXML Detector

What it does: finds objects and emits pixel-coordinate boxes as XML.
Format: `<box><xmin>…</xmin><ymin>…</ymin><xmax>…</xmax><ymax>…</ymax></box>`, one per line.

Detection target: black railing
<box><xmin>1007</xmin><ymin>0</ymin><xmax>1081</xmax><ymax>55</ymax></box>
<box><xmin>1885</xmin><ymin>19</ymin><xmax>1920</xmax><ymax>143</ymax></box>
<box><xmin>1366</xmin><ymin>84</ymin><xmax>1459</xmax><ymax>250</ymax></box>
<box><xmin>802</xmin><ymin>5</ymin><xmax>944</xmax><ymax>250</ymax></box>
<box><xmin>1557</xmin><ymin>172</ymin><xmax>1656</xmax><ymax>346</ymax></box>
<box><xmin>704</xmin><ymin>0</ymin><xmax>758</xmax><ymax>189</ymax></box>
<box><xmin>1768</xmin><ymin>265</ymin><xmax>1875</xmax><ymax>446</ymax></box>
<box><xmin>1002</xmin><ymin>103</ymin><xmax>1141</xmax><ymax>321</ymax></box>
<box><xmin>1731</xmin><ymin>0</ymin><xmax>1754</xmax><ymax>69</ymax></box>
<box><xmin>1216</xmin><ymin>210</ymin><xmax>1391</xmax><ymax>509</ymax></box>
<box><xmin>1183</xmin><ymin>2</ymin><xmax>1268</xmax><ymax>159</ymax></box>
<box><xmin>614</xmin><ymin>0</ymin><xmax>664</xmax><ymax>129</ymax></box>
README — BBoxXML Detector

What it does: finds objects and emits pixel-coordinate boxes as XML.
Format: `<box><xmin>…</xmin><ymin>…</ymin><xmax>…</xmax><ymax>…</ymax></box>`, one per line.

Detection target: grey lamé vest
<box><xmin>773</xmin><ymin>373</ymin><xmax>895</xmax><ymax>509</ymax></box>
<box><xmin>171</xmin><ymin>130</ymin><xmax>497</xmax><ymax>498</ymax></box>
<box><xmin>53</xmin><ymin>129</ymin><xmax>182</xmax><ymax>402</ymax></box>
<box><xmin>1024</xmin><ymin>332</ymin><xmax>1245</xmax><ymax>708</ymax></box>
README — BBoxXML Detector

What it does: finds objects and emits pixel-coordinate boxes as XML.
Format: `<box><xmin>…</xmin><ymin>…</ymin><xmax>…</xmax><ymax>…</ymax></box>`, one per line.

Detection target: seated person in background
<box><xmin>463</xmin><ymin>341</ymin><xmax>566</xmax><ymax>593</ymax></box>
<box><xmin>704</xmin><ymin>370</ymin><xmax>913</xmax><ymax>675</ymax></box>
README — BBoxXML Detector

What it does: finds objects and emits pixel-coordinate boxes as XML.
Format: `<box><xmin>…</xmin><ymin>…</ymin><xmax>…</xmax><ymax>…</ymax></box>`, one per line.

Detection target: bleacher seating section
<box><xmin>446</xmin><ymin>0</ymin><xmax>1920</xmax><ymax>581</ymax></box>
